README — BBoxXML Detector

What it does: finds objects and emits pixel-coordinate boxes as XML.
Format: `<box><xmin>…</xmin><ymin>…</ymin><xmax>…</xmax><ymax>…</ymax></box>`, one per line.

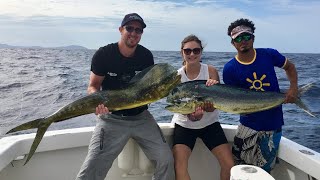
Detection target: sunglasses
<box><xmin>233</xmin><ymin>34</ymin><xmax>252</xmax><ymax>43</ymax></box>
<box><xmin>182</xmin><ymin>48</ymin><xmax>202</xmax><ymax>55</ymax></box>
<box><xmin>125</xmin><ymin>26</ymin><xmax>143</xmax><ymax>34</ymax></box>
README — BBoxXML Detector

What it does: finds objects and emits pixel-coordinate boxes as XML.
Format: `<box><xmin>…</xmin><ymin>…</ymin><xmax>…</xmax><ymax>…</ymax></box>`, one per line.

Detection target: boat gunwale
<box><xmin>0</xmin><ymin>123</ymin><xmax>319</xmax><ymax>179</ymax></box>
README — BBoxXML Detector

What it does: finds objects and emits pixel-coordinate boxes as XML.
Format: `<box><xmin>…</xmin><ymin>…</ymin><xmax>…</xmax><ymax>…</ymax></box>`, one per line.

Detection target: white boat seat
<box><xmin>118</xmin><ymin>138</ymin><xmax>154</xmax><ymax>177</ymax></box>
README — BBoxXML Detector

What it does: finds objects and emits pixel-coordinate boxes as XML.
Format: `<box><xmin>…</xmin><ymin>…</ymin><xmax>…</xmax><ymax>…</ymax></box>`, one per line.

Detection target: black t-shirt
<box><xmin>91</xmin><ymin>43</ymin><xmax>154</xmax><ymax>115</ymax></box>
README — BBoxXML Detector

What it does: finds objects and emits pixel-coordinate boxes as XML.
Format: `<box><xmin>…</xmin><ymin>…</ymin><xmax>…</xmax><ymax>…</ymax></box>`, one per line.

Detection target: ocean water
<box><xmin>0</xmin><ymin>48</ymin><xmax>320</xmax><ymax>152</ymax></box>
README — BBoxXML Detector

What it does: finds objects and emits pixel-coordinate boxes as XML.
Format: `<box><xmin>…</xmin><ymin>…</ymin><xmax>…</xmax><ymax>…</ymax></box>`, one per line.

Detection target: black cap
<box><xmin>121</xmin><ymin>13</ymin><xmax>146</xmax><ymax>28</ymax></box>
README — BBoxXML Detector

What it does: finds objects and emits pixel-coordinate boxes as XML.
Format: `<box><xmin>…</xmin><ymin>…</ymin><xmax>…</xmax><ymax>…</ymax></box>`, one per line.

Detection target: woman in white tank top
<box><xmin>172</xmin><ymin>63</ymin><xmax>220</xmax><ymax>129</ymax></box>
<box><xmin>171</xmin><ymin>35</ymin><xmax>234</xmax><ymax>180</ymax></box>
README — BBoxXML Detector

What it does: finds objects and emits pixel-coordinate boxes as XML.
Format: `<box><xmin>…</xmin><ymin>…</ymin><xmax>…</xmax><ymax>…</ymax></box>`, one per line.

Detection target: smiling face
<box><xmin>181</xmin><ymin>41</ymin><xmax>202</xmax><ymax>65</ymax></box>
<box><xmin>120</xmin><ymin>21</ymin><xmax>143</xmax><ymax>48</ymax></box>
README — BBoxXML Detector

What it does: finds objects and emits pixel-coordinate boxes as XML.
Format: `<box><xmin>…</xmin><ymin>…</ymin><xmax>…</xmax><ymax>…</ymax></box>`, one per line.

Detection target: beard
<box><xmin>239</xmin><ymin>44</ymin><xmax>253</xmax><ymax>53</ymax></box>
<box><xmin>124</xmin><ymin>35</ymin><xmax>140</xmax><ymax>48</ymax></box>
<box><xmin>125</xmin><ymin>40</ymin><xmax>137</xmax><ymax>48</ymax></box>
<box><xmin>240</xmin><ymin>48</ymin><xmax>250</xmax><ymax>53</ymax></box>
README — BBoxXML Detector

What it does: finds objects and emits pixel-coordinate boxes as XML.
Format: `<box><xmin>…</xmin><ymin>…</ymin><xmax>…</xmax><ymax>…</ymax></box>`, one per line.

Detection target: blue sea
<box><xmin>0</xmin><ymin>48</ymin><xmax>320</xmax><ymax>152</ymax></box>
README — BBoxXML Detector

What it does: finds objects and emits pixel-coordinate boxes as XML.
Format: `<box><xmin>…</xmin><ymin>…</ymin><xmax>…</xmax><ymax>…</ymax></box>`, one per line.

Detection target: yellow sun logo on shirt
<box><xmin>246</xmin><ymin>72</ymin><xmax>270</xmax><ymax>91</ymax></box>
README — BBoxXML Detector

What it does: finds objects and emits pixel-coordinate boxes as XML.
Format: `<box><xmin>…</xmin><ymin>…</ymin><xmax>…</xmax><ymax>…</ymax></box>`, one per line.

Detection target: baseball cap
<box><xmin>230</xmin><ymin>25</ymin><xmax>253</xmax><ymax>39</ymax></box>
<box><xmin>121</xmin><ymin>13</ymin><xmax>146</xmax><ymax>28</ymax></box>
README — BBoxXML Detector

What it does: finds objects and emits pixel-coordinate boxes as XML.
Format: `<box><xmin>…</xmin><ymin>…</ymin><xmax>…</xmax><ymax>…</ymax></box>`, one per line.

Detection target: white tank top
<box><xmin>171</xmin><ymin>63</ymin><xmax>220</xmax><ymax>129</ymax></box>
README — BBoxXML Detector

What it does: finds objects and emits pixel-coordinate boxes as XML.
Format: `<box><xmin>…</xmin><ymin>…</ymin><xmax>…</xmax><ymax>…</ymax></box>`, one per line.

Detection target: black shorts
<box><xmin>173</xmin><ymin>122</ymin><xmax>228</xmax><ymax>151</ymax></box>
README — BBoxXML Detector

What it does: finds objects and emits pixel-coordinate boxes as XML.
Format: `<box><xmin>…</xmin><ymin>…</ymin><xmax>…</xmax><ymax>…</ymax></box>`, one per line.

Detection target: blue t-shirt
<box><xmin>223</xmin><ymin>48</ymin><xmax>286</xmax><ymax>131</ymax></box>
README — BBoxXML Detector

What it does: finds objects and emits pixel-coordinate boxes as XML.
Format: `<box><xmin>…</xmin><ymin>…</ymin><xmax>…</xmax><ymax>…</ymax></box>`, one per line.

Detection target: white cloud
<box><xmin>0</xmin><ymin>0</ymin><xmax>319</xmax><ymax>53</ymax></box>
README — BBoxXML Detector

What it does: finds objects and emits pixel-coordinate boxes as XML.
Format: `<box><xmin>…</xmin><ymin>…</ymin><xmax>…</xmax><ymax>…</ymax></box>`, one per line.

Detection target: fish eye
<box><xmin>195</xmin><ymin>96</ymin><xmax>204</xmax><ymax>101</ymax></box>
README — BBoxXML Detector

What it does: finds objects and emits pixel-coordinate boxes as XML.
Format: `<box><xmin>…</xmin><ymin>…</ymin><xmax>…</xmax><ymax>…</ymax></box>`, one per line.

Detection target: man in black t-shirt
<box><xmin>76</xmin><ymin>13</ymin><xmax>175</xmax><ymax>180</ymax></box>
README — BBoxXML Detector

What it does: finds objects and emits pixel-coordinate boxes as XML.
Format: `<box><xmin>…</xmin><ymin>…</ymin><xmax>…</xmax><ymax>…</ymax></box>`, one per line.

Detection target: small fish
<box><xmin>165</xmin><ymin>80</ymin><xmax>316</xmax><ymax>117</ymax></box>
<box><xmin>6</xmin><ymin>63</ymin><xmax>181</xmax><ymax>165</ymax></box>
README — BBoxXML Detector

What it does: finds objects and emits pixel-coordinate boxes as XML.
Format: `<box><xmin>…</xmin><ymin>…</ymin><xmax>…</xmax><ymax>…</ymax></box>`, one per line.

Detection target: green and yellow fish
<box><xmin>166</xmin><ymin>80</ymin><xmax>316</xmax><ymax>117</ymax></box>
<box><xmin>7</xmin><ymin>63</ymin><xmax>181</xmax><ymax>165</ymax></box>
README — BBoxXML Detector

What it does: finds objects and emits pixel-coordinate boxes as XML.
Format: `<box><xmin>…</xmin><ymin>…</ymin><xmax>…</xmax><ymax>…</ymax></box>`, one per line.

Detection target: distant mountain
<box><xmin>0</xmin><ymin>43</ymin><xmax>88</xmax><ymax>50</ymax></box>
<box><xmin>53</xmin><ymin>45</ymin><xmax>88</xmax><ymax>50</ymax></box>
<box><xmin>0</xmin><ymin>43</ymin><xmax>19</xmax><ymax>48</ymax></box>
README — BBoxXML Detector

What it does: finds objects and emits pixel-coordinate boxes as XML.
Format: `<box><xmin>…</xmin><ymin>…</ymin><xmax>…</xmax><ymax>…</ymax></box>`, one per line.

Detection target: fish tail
<box><xmin>295</xmin><ymin>83</ymin><xmax>316</xmax><ymax>117</ymax></box>
<box><xmin>23</xmin><ymin>121</ymin><xmax>51</xmax><ymax>165</ymax></box>
<box><xmin>6</xmin><ymin>117</ymin><xmax>52</xmax><ymax>165</ymax></box>
<box><xmin>6</xmin><ymin>118</ymin><xmax>44</xmax><ymax>134</ymax></box>
<box><xmin>299</xmin><ymin>83</ymin><xmax>314</xmax><ymax>95</ymax></box>
<box><xmin>295</xmin><ymin>98</ymin><xmax>316</xmax><ymax>117</ymax></box>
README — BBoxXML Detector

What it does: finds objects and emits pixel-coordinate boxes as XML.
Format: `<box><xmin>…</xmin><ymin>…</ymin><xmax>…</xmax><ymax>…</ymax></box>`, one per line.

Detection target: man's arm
<box><xmin>283</xmin><ymin>59</ymin><xmax>298</xmax><ymax>103</ymax></box>
<box><xmin>88</xmin><ymin>72</ymin><xmax>109</xmax><ymax>114</ymax></box>
<box><xmin>88</xmin><ymin>72</ymin><xmax>104</xmax><ymax>94</ymax></box>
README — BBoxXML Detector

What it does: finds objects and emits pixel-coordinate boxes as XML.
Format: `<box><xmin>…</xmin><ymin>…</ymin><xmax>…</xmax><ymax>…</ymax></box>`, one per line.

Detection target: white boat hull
<box><xmin>0</xmin><ymin>123</ymin><xmax>319</xmax><ymax>180</ymax></box>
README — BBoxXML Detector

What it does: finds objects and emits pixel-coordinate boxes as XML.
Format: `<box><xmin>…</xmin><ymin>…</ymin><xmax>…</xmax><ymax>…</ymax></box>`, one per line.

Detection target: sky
<box><xmin>0</xmin><ymin>0</ymin><xmax>319</xmax><ymax>53</ymax></box>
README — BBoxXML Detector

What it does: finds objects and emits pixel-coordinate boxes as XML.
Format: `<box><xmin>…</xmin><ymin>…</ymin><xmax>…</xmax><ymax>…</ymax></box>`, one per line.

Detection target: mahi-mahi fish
<box><xmin>6</xmin><ymin>63</ymin><xmax>181</xmax><ymax>165</ymax></box>
<box><xmin>165</xmin><ymin>80</ymin><xmax>316</xmax><ymax>117</ymax></box>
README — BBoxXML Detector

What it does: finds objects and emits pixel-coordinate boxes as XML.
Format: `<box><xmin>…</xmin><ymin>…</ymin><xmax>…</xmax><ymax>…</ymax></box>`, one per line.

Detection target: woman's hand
<box><xmin>206</xmin><ymin>79</ymin><xmax>219</xmax><ymax>86</ymax></box>
<box><xmin>186</xmin><ymin>79</ymin><xmax>218</xmax><ymax>121</ymax></box>
<box><xmin>187</xmin><ymin>106</ymin><xmax>204</xmax><ymax>121</ymax></box>
<box><xmin>202</xmin><ymin>101</ymin><xmax>215</xmax><ymax>112</ymax></box>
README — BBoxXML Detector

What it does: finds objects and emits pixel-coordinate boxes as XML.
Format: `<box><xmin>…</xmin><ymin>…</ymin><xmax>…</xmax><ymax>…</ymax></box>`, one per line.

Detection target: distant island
<box><xmin>0</xmin><ymin>43</ymin><xmax>88</xmax><ymax>50</ymax></box>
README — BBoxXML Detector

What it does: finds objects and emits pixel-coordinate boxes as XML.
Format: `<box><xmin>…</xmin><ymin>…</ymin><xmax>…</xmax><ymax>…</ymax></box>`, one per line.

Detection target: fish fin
<box><xmin>295</xmin><ymin>97</ymin><xmax>316</xmax><ymax>117</ymax></box>
<box><xmin>6</xmin><ymin>118</ymin><xmax>51</xmax><ymax>165</ymax></box>
<box><xmin>294</xmin><ymin>83</ymin><xmax>316</xmax><ymax>117</ymax></box>
<box><xmin>6</xmin><ymin>118</ymin><xmax>44</xmax><ymax>134</ymax></box>
<box><xmin>23</xmin><ymin>121</ymin><xmax>51</xmax><ymax>165</ymax></box>
<box><xmin>298</xmin><ymin>83</ymin><xmax>314</xmax><ymax>95</ymax></box>
<box><xmin>129</xmin><ymin>64</ymin><xmax>156</xmax><ymax>84</ymax></box>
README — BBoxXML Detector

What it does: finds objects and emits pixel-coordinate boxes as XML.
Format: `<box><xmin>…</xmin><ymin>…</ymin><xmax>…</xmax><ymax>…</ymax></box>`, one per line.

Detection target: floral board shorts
<box><xmin>232</xmin><ymin>124</ymin><xmax>282</xmax><ymax>173</ymax></box>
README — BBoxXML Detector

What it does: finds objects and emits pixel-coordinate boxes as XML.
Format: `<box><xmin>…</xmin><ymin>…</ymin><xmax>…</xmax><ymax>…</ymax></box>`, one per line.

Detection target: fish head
<box><xmin>157</xmin><ymin>69</ymin><xmax>182</xmax><ymax>97</ymax></box>
<box><xmin>165</xmin><ymin>100</ymin><xmax>198</xmax><ymax>114</ymax></box>
<box><xmin>166</xmin><ymin>85</ymin><xmax>202</xmax><ymax>114</ymax></box>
